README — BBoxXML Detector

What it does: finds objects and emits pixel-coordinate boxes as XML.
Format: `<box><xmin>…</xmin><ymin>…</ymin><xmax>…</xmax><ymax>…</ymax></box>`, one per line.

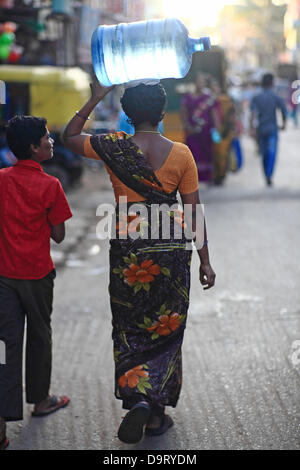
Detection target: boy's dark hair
<box><xmin>120</xmin><ymin>83</ymin><xmax>167</xmax><ymax>128</ymax></box>
<box><xmin>5</xmin><ymin>115</ymin><xmax>47</xmax><ymax>160</ymax></box>
<box><xmin>262</xmin><ymin>73</ymin><xmax>274</xmax><ymax>88</ymax></box>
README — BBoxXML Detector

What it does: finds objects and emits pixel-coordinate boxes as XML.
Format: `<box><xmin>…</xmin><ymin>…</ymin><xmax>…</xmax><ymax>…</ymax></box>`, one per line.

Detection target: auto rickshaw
<box><xmin>0</xmin><ymin>65</ymin><xmax>92</xmax><ymax>188</ymax></box>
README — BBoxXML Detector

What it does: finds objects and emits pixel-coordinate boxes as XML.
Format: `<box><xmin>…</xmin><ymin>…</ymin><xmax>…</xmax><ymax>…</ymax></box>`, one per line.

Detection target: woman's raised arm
<box><xmin>62</xmin><ymin>78</ymin><xmax>115</xmax><ymax>156</ymax></box>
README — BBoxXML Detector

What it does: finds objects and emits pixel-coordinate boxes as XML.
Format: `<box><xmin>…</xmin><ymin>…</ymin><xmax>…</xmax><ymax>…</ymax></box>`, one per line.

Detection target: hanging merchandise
<box><xmin>26</xmin><ymin>19</ymin><xmax>46</xmax><ymax>33</ymax></box>
<box><xmin>0</xmin><ymin>32</ymin><xmax>15</xmax><ymax>45</ymax></box>
<box><xmin>8</xmin><ymin>44</ymin><xmax>23</xmax><ymax>63</ymax></box>
<box><xmin>1</xmin><ymin>22</ymin><xmax>17</xmax><ymax>33</ymax></box>
<box><xmin>0</xmin><ymin>23</ymin><xmax>20</xmax><ymax>62</ymax></box>
<box><xmin>0</xmin><ymin>44</ymin><xmax>11</xmax><ymax>60</ymax></box>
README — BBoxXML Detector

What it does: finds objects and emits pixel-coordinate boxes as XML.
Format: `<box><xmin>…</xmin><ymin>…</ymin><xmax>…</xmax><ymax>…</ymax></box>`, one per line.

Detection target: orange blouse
<box><xmin>83</xmin><ymin>134</ymin><xmax>199</xmax><ymax>202</ymax></box>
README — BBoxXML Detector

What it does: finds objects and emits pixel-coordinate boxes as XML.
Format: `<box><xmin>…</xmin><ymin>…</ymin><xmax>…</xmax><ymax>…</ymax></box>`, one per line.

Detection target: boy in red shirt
<box><xmin>0</xmin><ymin>116</ymin><xmax>73</xmax><ymax>450</ymax></box>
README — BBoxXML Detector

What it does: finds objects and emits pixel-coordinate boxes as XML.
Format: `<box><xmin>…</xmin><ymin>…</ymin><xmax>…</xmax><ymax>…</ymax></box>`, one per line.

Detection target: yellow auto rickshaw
<box><xmin>0</xmin><ymin>65</ymin><xmax>92</xmax><ymax>131</ymax></box>
<box><xmin>0</xmin><ymin>65</ymin><xmax>92</xmax><ymax>189</ymax></box>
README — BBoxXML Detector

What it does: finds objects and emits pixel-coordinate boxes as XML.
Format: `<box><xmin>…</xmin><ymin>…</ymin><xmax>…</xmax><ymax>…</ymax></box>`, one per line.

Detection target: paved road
<box><xmin>6</xmin><ymin>128</ymin><xmax>300</xmax><ymax>450</ymax></box>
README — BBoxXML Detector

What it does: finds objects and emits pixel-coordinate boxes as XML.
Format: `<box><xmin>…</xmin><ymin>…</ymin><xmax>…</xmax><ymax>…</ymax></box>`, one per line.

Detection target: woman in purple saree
<box><xmin>181</xmin><ymin>73</ymin><xmax>220</xmax><ymax>183</ymax></box>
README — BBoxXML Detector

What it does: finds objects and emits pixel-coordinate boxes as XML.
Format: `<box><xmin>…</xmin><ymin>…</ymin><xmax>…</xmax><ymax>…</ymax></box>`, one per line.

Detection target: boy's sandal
<box><xmin>0</xmin><ymin>437</ymin><xmax>9</xmax><ymax>450</ymax></box>
<box><xmin>31</xmin><ymin>395</ymin><xmax>70</xmax><ymax>417</ymax></box>
<box><xmin>118</xmin><ymin>402</ymin><xmax>151</xmax><ymax>444</ymax></box>
<box><xmin>145</xmin><ymin>414</ymin><xmax>174</xmax><ymax>437</ymax></box>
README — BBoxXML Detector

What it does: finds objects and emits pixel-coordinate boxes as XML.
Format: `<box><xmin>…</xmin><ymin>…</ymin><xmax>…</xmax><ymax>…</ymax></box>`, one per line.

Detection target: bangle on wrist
<box><xmin>75</xmin><ymin>111</ymin><xmax>90</xmax><ymax>121</ymax></box>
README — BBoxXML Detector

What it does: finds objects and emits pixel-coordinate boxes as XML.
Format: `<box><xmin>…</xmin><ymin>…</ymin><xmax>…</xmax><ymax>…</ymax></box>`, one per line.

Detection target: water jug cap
<box><xmin>124</xmin><ymin>79</ymin><xmax>160</xmax><ymax>89</ymax></box>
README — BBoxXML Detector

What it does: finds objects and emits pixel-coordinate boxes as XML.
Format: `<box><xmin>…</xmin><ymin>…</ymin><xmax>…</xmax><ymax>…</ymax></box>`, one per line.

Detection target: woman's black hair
<box><xmin>5</xmin><ymin>115</ymin><xmax>47</xmax><ymax>160</ymax></box>
<box><xmin>120</xmin><ymin>83</ymin><xmax>167</xmax><ymax>128</ymax></box>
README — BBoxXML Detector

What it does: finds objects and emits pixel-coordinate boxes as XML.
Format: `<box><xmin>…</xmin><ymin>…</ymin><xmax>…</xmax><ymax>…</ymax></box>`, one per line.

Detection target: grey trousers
<box><xmin>0</xmin><ymin>270</ymin><xmax>55</xmax><ymax>421</ymax></box>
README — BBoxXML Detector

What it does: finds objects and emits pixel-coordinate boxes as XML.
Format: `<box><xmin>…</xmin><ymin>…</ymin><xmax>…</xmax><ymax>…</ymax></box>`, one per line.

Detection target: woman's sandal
<box><xmin>118</xmin><ymin>402</ymin><xmax>151</xmax><ymax>444</ymax></box>
<box><xmin>0</xmin><ymin>436</ymin><xmax>9</xmax><ymax>450</ymax></box>
<box><xmin>145</xmin><ymin>414</ymin><xmax>174</xmax><ymax>437</ymax></box>
<box><xmin>31</xmin><ymin>395</ymin><xmax>70</xmax><ymax>417</ymax></box>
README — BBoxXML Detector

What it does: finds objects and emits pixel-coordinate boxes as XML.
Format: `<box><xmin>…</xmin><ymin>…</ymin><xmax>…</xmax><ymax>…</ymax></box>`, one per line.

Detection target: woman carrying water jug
<box><xmin>63</xmin><ymin>76</ymin><xmax>216</xmax><ymax>444</ymax></box>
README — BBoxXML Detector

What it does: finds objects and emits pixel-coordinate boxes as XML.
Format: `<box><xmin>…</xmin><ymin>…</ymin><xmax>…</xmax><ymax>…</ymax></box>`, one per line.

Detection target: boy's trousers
<box><xmin>0</xmin><ymin>270</ymin><xmax>55</xmax><ymax>421</ymax></box>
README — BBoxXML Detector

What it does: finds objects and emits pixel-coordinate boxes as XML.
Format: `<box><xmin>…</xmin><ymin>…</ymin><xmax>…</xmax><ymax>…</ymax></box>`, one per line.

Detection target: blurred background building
<box><xmin>0</xmin><ymin>1</ymin><xmax>299</xmax><ymax>187</ymax></box>
<box><xmin>0</xmin><ymin>1</ymin><xmax>147</xmax><ymax>186</ymax></box>
<box><xmin>0</xmin><ymin>1</ymin><xmax>299</xmax><ymax>77</ymax></box>
<box><xmin>285</xmin><ymin>0</ymin><xmax>300</xmax><ymax>64</ymax></box>
<box><xmin>0</xmin><ymin>0</ymin><xmax>146</xmax><ymax>68</ymax></box>
<box><xmin>218</xmin><ymin>0</ymin><xmax>288</xmax><ymax>73</ymax></box>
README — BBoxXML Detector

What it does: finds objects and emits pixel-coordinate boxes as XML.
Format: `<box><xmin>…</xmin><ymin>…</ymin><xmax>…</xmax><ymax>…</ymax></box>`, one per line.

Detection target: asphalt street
<box><xmin>5</xmin><ymin>127</ymin><xmax>300</xmax><ymax>450</ymax></box>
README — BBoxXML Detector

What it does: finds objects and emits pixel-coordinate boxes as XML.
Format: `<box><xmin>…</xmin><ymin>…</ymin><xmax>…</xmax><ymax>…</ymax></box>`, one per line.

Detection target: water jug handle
<box><xmin>187</xmin><ymin>37</ymin><xmax>211</xmax><ymax>54</ymax></box>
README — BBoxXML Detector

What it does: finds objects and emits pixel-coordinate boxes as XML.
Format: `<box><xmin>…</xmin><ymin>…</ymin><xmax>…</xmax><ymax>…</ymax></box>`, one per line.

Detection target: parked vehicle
<box><xmin>0</xmin><ymin>128</ymin><xmax>16</xmax><ymax>168</ymax></box>
<box><xmin>0</xmin><ymin>65</ymin><xmax>92</xmax><ymax>188</ymax></box>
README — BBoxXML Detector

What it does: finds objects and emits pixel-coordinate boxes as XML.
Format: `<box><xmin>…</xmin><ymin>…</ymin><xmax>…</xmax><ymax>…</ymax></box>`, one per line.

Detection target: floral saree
<box><xmin>90</xmin><ymin>133</ymin><xmax>192</xmax><ymax>411</ymax></box>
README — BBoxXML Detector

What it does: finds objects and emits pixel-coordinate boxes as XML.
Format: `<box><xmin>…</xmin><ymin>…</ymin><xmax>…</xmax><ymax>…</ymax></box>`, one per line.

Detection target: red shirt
<box><xmin>0</xmin><ymin>159</ymin><xmax>72</xmax><ymax>279</ymax></box>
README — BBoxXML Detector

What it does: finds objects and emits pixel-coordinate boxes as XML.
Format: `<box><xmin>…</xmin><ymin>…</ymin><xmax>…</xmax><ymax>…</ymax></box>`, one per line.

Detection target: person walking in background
<box><xmin>0</xmin><ymin>116</ymin><xmax>72</xmax><ymax>450</ymax></box>
<box><xmin>210</xmin><ymin>80</ymin><xmax>236</xmax><ymax>186</ymax></box>
<box><xmin>250</xmin><ymin>73</ymin><xmax>287</xmax><ymax>186</ymax></box>
<box><xmin>63</xmin><ymin>78</ymin><xmax>215</xmax><ymax>444</ymax></box>
<box><xmin>181</xmin><ymin>72</ymin><xmax>220</xmax><ymax>184</ymax></box>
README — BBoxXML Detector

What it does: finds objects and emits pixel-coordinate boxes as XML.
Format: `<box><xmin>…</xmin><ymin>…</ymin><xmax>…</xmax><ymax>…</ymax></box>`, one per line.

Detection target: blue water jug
<box><xmin>91</xmin><ymin>18</ymin><xmax>210</xmax><ymax>86</ymax></box>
